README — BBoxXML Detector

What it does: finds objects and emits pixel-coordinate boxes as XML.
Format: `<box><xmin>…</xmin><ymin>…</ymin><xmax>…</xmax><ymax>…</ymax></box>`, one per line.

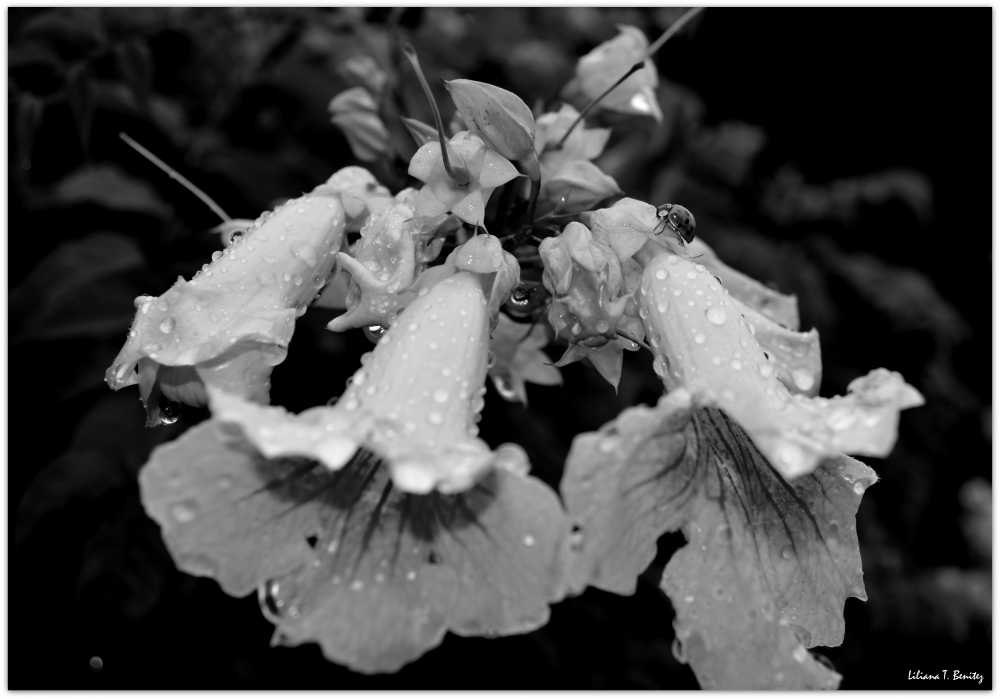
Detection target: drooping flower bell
<box><xmin>106</xmin><ymin>191</ymin><xmax>347</xmax><ymax>426</ymax></box>
<box><xmin>597</xmin><ymin>197</ymin><xmax>924</xmax><ymax>479</ymax></box>
<box><xmin>538</xmin><ymin>221</ymin><xmax>645</xmax><ymax>389</ymax></box>
<box><xmin>561</xmin><ymin>25</ymin><xmax>663</xmax><ymax>122</ymax></box>
<box><xmin>209</xmin><ymin>234</ymin><xmax>524</xmax><ymax>494</ymax></box>
<box><xmin>408</xmin><ymin>130</ymin><xmax>521</xmax><ymax>228</ymax></box>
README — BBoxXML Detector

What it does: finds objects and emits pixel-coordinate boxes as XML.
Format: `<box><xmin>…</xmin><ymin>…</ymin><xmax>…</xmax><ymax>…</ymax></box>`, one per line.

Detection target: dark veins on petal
<box><xmin>140</xmin><ymin>421</ymin><xmax>567</xmax><ymax>674</ymax></box>
<box><xmin>561</xmin><ymin>396</ymin><xmax>874</xmax><ymax>690</ymax></box>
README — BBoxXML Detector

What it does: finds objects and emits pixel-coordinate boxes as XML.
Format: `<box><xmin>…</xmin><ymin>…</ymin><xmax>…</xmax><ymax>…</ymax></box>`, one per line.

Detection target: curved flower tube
<box><xmin>624</xmin><ymin>235</ymin><xmax>923</xmax><ymax>479</ymax></box>
<box><xmin>590</xmin><ymin>198</ymin><xmax>801</xmax><ymax>331</ymax></box>
<box><xmin>106</xmin><ymin>193</ymin><xmax>347</xmax><ymax>426</ymax></box>
<box><xmin>539</xmin><ymin>221</ymin><xmax>644</xmax><ymax>389</ymax></box>
<box><xmin>209</xmin><ymin>235</ymin><xmax>524</xmax><ymax>495</ymax></box>
<box><xmin>407</xmin><ymin>130</ymin><xmax>521</xmax><ymax>228</ymax></box>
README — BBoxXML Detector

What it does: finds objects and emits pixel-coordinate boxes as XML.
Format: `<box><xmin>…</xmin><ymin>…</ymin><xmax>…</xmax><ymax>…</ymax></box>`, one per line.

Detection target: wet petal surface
<box><xmin>141</xmin><ymin>421</ymin><xmax>568</xmax><ymax>673</ymax></box>
<box><xmin>561</xmin><ymin>390</ymin><xmax>874</xmax><ymax>689</ymax></box>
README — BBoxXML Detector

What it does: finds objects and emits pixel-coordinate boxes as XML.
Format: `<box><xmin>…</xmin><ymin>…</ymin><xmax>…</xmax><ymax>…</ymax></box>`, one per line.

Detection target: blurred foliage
<box><xmin>8</xmin><ymin>7</ymin><xmax>990</xmax><ymax>689</ymax></box>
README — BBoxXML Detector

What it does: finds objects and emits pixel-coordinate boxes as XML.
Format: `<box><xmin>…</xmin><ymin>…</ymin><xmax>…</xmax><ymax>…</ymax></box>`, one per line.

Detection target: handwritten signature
<box><xmin>908</xmin><ymin>670</ymin><xmax>983</xmax><ymax>685</ymax></box>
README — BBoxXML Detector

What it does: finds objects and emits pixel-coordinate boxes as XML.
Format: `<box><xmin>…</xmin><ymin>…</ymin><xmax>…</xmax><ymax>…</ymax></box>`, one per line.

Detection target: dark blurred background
<box><xmin>8</xmin><ymin>8</ymin><xmax>991</xmax><ymax>689</ymax></box>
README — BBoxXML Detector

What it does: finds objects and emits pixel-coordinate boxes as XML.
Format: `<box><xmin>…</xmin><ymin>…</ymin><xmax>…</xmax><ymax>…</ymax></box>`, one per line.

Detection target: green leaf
<box><xmin>66</xmin><ymin>62</ymin><xmax>95</xmax><ymax>156</ymax></box>
<box><xmin>561</xmin><ymin>389</ymin><xmax>875</xmax><ymax>689</ymax></box>
<box><xmin>10</xmin><ymin>231</ymin><xmax>146</xmax><ymax>342</ymax></box>
<box><xmin>17</xmin><ymin>393</ymin><xmax>182</xmax><ymax>544</ymax></box>
<box><xmin>44</xmin><ymin>164</ymin><xmax>173</xmax><ymax>218</ymax></box>
<box><xmin>19</xmin><ymin>8</ymin><xmax>105</xmax><ymax>54</ymax></box>
<box><xmin>76</xmin><ymin>497</ymin><xmax>168</xmax><ymax>621</ymax></box>
<box><xmin>15</xmin><ymin>92</ymin><xmax>45</xmax><ymax>168</ymax></box>
<box><xmin>115</xmin><ymin>39</ymin><xmax>153</xmax><ymax>104</ymax></box>
<box><xmin>444</xmin><ymin>79</ymin><xmax>536</xmax><ymax>165</ymax></box>
<box><xmin>140</xmin><ymin>421</ymin><xmax>569</xmax><ymax>673</ymax></box>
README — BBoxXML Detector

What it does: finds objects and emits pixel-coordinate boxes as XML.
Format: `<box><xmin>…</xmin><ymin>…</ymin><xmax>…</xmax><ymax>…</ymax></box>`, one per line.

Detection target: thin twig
<box><xmin>119</xmin><ymin>132</ymin><xmax>231</xmax><ymax>222</ymax></box>
<box><xmin>551</xmin><ymin>62</ymin><xmax>644</xmax><ymax>152</ymax></box>
<box><xmin>644</xmin><ymin>7</ymin><xmax>704</xmax><ymax>58</ymax></box>
<box><xmin>400</xmin><ymin>43</ymin><xmax>468</xmax><ymax>186</ymax></box>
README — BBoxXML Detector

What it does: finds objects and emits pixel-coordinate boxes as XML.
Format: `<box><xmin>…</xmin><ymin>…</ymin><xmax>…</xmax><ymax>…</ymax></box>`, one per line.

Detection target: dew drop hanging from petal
<box><xmin>364</xmin><ymin>325</ymin><xmax>387</xmax><ymax>343</ymax></box>
<box><xmin>157</xmin><ymin>395</ymin><xmax>182</xmax><ymax>425</ymax></box>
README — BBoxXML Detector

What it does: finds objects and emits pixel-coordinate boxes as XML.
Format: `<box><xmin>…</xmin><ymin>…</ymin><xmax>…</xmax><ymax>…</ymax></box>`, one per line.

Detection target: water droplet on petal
<box><xmin>290</xmin><ymin>241</ymin><xmax>318</xmax><ymax>267</ymax></box>
<box><xmin>433</xmin><ymin>389</ymin><xmax>448</xmax><ymax>404</ymax></box>
<box><xmin>523</xmin><ymin>534</ymin><xmax>535</xmax><ymax>547</ymax></box>
<box><xmin>212</xmin><ymin>251</ymin><xmax>223</xmax><ymax>261</ymax></box>
<box><xmin>853</xmin><ymin>480</ymin><xmax>867</xmax><ymax>495</ymax></box>
<box><xmin>492</xmin><ymin>374</ymin><xmax>518</xmax><ymax>401</ymax></box>
<box><xmin>694</xmin><ymin>333</ymin><xmax>706</xmax><ymax>344</ymax></box>
<box><xmin>159</xmin><ymin>317</ymin><xmax>175</xmax><ymax>334</ymax></box>
<box><xmin>706</xmin><ymin>308</ymin><xmax>727</xmax><ymax>325</ymax></box>
<box><xmin>655</xmin><ymin>269</ymin><xmax>668</xmax><ymax>280</ymax></box>
<box><xmin>781</xmin><ymin>546</ymin><xmax>794</xmax><ymax>559</ymax></box>
<box><xmin>158</xmin><ymin>397</ymin><xmax>182</xmax><ymax>425</ymax></box>
<box><xmin>791</xmin><ymin>369</ymin><xmax>815</xmax><ymax>391</ymax></box>
<box><xmin>170</xmin><ymin>500</ymin><xmax>199</xmax><ymax>523</ymax></box>
<box><xmin>428</xmin><ymin>412</ymin><xmax>443</xmax><ymax>425</ymax></box>
<box><xmin>364</xmin><ymin>325</ymin><xmax>386</xmax><ymax>342</ymax></box>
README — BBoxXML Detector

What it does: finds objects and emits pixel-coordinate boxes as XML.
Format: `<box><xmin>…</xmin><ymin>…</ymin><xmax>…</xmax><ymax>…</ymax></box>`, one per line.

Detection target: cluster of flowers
<box><xmin>105</xmin><ymin>24</ymin><xmax>923</xmax><ymax>689</ymax></box>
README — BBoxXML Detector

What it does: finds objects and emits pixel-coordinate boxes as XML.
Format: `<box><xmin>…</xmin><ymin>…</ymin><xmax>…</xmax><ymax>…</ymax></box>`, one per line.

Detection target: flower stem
<box><xmin>524</xmin><ymin>173</ymin><xmax>541</xmax><ymax>230</ymax></box>
<box><xmin>617</xmin><ymin>329</ymin><xmax>653</xmax><ymax>352</ymax></box>
<box><xmin>644</xmin><ymin>7</ymin><xmax>704</xmax><ymax>58</ymax></box>
<box><xmin>551</xmin><ymin>62</ymin><xmax>644</xmax><ymax>152</ymax></box>
<box><xmin>401</xmin><ymin>43</ymin><xmax>469</xmax><ymax>187</ymax></box>
<box><xmin>119</xmin><ymin>132</ymin><xmax>231</xmax><ymax>222</ymax></box>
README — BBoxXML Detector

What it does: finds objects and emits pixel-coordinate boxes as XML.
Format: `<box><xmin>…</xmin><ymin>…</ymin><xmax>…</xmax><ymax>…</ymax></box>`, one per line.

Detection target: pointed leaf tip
<box><xmin>445</xmin><ymin>79</ymin><xmax>536</xmax><ymax>164</ymax></box>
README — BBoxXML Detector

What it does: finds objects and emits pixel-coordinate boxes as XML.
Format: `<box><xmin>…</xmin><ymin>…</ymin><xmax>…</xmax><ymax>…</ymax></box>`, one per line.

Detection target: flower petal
<box><xmin>542</xmin><ymin>160</ymin><xmax>622</xmax><ymax>212</ymax></box>
<box><xmin>478</xmin><ymin>148</ymin><xmax>521</xmax><ymax>188</ymax></box>
<box><xmin>107</xmin><ymin>194</ymin><xmax>346</xmax><ymax>425</ymax></box>
<box><xmin>451</xmin><ymin>189</ymin><xmax>486</xmax><ymax>226</ymax></box>
<box><xmin>590</xmin><ymin>197</ymin><xmax>661</xmax><ymax>261</ymax></box>
<box><xmin>140</xmin><ymin>421</ymin><xmax>569</xmax><ymax>673</ymax></box>
<box><xmin>686</xmin><ymin>237</ymin><xmax>800</xmax><ymax>330</ymax></box>
<box><xmin>732</xmin><ymin>297</ymin><xmax>822</xmax><ymax>397</ymax></box>
<box><xmin>312</xmin><ymin>166</ymin><xmax>392</xmax><ymax>232</ymax></box>
<box><xmin>215</xmin><ymin>268</ymin><xmax>519</xmax><ymax>494</ymax></box>
<box><xmin>561</xmin><ymin>390</ymin><xmax>872</xmax><ymax>689</ymax></box>
<box><xmin>632</xmin><ymin>238</ymin><xmax>923</xmax><ymax>479</ymax></box>
<box><xmin>489</xmin><ymin>314</ymin><xmax>561</xmax><ymax>406</ymax></box>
